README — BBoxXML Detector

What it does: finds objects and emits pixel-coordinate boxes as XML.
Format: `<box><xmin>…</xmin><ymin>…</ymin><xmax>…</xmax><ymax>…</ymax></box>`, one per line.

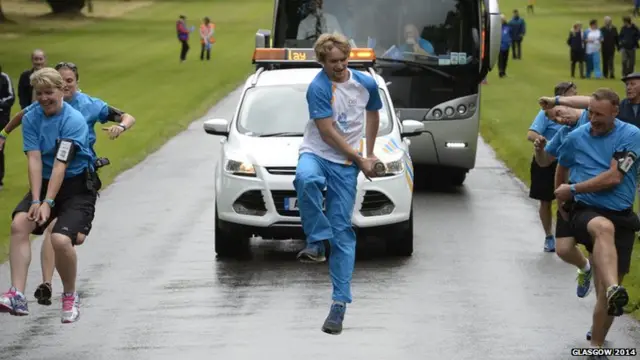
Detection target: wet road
<box><xmin>1</xmin><ymin>88</ymin><xmax>639</xmax><ymax>360</ymax></box>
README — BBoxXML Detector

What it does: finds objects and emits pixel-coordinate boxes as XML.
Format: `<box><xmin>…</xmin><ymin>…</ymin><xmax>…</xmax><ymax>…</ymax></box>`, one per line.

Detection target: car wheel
<box><xmin>386</xmin><ymin>207</ymin><xmax>413</xmax><ymax>256</ymax></box>
<box><xmin>448</xmin><ymin>169</ymin><xmax>467</xmax><ymax>186</ymax></box>
<box><xmin>214</xmin><ymin>205</ymin><xmax>250</xmax><ymax>258</ymax></box>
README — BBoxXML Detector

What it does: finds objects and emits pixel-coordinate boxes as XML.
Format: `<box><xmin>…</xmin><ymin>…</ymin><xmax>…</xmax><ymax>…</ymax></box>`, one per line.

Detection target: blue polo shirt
<box><xmin>26</xmin><ymin>91</ymin><xmax>111</xmax><ymax>150</ymax></box>
<box><xmin>545</xmin><ymin>109</ymin><xmax>589</xmax><ymax>157</ymax></box>
<box><xmin>22</xmin><ymin>102</ymin><xmax>95</xmax><ymax>179</ymax></box>
<box><xmin>529</xmin><ymin>109</ymin><xmax>564</xmax><ymax>141</ymax></box>
<box><xmin>557</xmin><ymin>119</ymin><xmax>640</xmax><ymax>210</ymax></box>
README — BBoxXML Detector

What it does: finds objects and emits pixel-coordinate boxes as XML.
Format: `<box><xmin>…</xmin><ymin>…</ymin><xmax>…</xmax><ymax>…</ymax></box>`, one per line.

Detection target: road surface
<box><xmin>0</xmin><ymin>88</ymin><xmax>638</xmax><ymax>360</ymax></box>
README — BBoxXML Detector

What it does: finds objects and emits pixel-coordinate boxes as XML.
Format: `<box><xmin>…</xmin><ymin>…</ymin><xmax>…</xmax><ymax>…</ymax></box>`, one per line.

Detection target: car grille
<box><xmin>265</xmin><ymin>167</ymin><xmax>296</xmax><ymax>175</ymax></box>
<box><xmin>360</xmin><ymin>191</ymin><xmax>394</xmax><ymax>216</ymax></box>
<box><xmin>233</xmin><ymin>190</ymin><xmax>267</xmax><ymax>215</ymax></box>
<box><xmin>271</xmin><ymin>190</ymin><xmax>326</xmax><ymax>217</ymax></box>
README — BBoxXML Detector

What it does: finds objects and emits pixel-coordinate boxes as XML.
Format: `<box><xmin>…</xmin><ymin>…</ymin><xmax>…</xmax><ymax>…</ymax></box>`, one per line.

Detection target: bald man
<box><xmin>17</xmin><ymin>49</ymin><xmax>46</xmax><ymax>109</ymax></box>
<box><xmin>601</xmin><ymin>16</ymin><xmax>620</xmax><ymax>79</ymax></box>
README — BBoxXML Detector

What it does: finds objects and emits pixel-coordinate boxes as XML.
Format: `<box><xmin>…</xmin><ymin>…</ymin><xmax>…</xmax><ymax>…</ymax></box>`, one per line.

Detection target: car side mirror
<box><xmin>203</xmin><ymin>118</ymin><xmax>230</xmax><ymax>137</ymax></box>
<box><xmin>400</xmin><ymin>119</ymin><xmax>424</xmax><ymax>138</ymax></box>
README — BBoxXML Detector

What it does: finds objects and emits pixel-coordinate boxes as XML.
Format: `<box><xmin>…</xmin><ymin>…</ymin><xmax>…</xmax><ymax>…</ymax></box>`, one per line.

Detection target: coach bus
<box><xmin>255</xmin><ymin>0</ymin><xmax>501</xmax><ymax>186</ymax></box>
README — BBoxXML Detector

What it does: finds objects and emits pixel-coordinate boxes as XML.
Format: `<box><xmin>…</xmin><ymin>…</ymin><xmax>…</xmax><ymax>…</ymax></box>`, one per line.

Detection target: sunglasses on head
<box><xmin>55</xmin><ymin>62</ymin><xmax>77</xmax><ymax>71</ymax></box>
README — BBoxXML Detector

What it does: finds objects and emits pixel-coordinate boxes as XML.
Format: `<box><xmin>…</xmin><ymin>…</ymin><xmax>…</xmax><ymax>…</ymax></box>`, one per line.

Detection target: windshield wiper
<box><xmin>256</xmin><ymin>132</ymin><xmax>304</xmax><ymax>137</ymax></box>
<box><xmin>377</xmin><ymin>58</ymin><xmax>456</xmax><ymax>81</ymax></box>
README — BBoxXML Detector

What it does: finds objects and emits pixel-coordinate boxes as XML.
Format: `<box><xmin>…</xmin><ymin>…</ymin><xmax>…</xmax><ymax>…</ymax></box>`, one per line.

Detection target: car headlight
<box><xmin>384</xmin><ymin>159</ymin><xmax>404</xmax><ymax>175</ymax></box>
<box><xmin>225</xmin><ymin>159</ymin><xmax>256</xmax><ymax>177</ymax></box>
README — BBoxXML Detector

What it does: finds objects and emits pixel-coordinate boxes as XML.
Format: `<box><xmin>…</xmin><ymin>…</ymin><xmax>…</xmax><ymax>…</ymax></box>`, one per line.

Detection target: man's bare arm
<box><xmin>555</xmin><ymin>96</ymin><xmax>591</xmax><ymax>109</ymax></box>
<box><xmin>527</xmin><ymin>130</ymin><xmax>543</xmax><ymax>143</ymax></box>
<box><xmin>365</xmin><ymin>110</ymin><xmax>379</xmax><ymax>157</ymax></box>
<box><xmin>555</xmin><ymin>163</ymin><xmax>569</xmax><ymax>190</ymax></box>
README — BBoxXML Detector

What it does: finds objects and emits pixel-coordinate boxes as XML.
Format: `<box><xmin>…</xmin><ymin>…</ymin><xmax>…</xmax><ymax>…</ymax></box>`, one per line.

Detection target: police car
<box><xmin>203</xmin><ymin>47</ymin><xmax>423</xmax><ymax>257</ymax></box>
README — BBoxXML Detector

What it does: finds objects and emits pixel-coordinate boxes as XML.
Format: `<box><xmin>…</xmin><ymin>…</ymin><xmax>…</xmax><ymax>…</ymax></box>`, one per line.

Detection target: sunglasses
<box><xmin>55</xmin><ymin>62</ymin><xmax>77</xmax><ymax>70</ymax></box>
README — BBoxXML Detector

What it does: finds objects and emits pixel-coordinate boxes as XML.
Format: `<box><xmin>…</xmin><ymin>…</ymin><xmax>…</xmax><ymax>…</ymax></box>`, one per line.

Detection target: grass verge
<box><xmin>0</xmin><ymin>0</ymin><xmax>272</xmax><ymax>259</ymax></box>
<box><xmin>480</xmin><ymin>0</ymin><xmax>640</xmax><ymax>319</ymax></box>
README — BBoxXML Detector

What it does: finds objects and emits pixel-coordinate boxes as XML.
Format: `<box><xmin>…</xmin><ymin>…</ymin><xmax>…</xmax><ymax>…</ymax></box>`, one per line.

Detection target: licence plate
<box><xmin>284</xmin><ymin>197</ymin><xmax>325</xmax><ymax>211</ymax></box>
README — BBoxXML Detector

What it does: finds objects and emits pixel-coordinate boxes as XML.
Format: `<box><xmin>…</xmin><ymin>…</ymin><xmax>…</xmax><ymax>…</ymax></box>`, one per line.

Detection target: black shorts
<box><xmin>12</xmin><ymin>173</ymin><xmax>97</xmax><ymax>245</ymax></box>
<box><xmin>569</xmin><ymin>202</ymin><xmax>640</xmax><ymax>275</ymax></box>
<box><xmin>529</xmin><ymin>156</ymin><xmax>557</xmax><ymax>201</ymax></box>
<box><xmin>555</xmin><ymin>210</ymin><xmax>573</xmax><ymax>238</ymax></box>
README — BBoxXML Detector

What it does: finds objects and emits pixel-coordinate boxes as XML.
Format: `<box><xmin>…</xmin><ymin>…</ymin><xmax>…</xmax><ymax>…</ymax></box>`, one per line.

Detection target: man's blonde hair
<box><xmin>30</xmin><ymin>67</ymin><xmax>64</xmax><ymax>90</ymax></box>
<box><xmin>314</xmin><ymin>33</ymin><xmax>351</xmax><ymax>63</ymax></box>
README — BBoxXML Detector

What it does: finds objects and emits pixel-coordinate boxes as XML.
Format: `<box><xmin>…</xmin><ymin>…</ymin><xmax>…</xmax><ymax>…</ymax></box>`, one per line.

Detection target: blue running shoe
<box><xmin>322</xmin><ymin>302</ymin><xmax>346</xmax><ymax>335</ymax></box>
<box><xmin>296</xmin><ymin>242</ymin><xmax>326</xmax><ymax>263</ymax></box>
<box><xmin>544</xmin><ymin>235</ymin><xmax>556</xmax><ymax>252</ymax></box>
<box><xmin>577</xmin><ymin>267</ymin><xmax>593</xmax><ymax>298</ymax></box>
<box><xmin>0</xmin><ymin>287</ymin><xmax>29</xmax><ymax>316</ymax></box>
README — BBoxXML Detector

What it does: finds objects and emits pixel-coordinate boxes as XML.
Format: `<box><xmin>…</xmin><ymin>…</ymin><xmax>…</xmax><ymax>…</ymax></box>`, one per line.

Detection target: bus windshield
<box><xmin>274</xmin><ymin>0</ymin><xmax>481</xmax><ymax>66</ymax></box>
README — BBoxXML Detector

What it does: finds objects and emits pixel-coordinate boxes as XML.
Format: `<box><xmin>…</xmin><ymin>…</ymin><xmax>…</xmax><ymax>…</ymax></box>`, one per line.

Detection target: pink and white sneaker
<box><xmin>61</xmin><ymin>292</ymin><xmax>80</xmax><ymax>323</ymax></box>
<box><xmin>0</xmin><ymin>287</ymin><xmax>29</xmax><ymax>316</ymax></box>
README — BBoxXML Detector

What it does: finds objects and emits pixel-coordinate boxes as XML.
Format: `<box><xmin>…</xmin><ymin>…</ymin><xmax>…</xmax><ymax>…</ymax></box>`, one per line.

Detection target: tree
<box><xmin>45</xmin><ymin>0</ymin><xmax>86</xmax><ymax>15</ymax></box>
<box><xmin>0</xmin><ymin>0</ymin><xmax>7</xmax><ymax>23</ymax></box>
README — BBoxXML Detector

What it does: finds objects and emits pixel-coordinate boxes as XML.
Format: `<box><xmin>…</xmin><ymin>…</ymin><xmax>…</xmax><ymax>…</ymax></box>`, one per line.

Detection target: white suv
<box><xmin>203</xmin><ymin>50</ymin><xmax>423</xmax><ymax>257</ymax></box>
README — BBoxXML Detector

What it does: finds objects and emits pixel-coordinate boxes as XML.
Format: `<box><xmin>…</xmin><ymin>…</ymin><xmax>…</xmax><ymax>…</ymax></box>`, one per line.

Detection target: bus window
<box><xmin>274</xmin><ymin>0</ymin><xmax>480</xmax><ymax>65</ymax></box>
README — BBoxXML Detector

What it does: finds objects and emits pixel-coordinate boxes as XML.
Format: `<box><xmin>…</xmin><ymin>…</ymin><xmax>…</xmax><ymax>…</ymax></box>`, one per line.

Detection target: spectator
<box><xmin>600</xmin><ymin>16</ymin><xmax>619</xmax><ymax>79</ymax></box>
<box><xmin>619</xmin><ymin>16</ymin><xmax>640</xmax><ymax>77</ymax></box>
<box><xmin>527</xmin><ymin>0</ymin><xmax>534</xmax><ymax>14</ymax></box>
<box><xmin>508</xmin><ymin>9</ymin><xmax>526</xmax><ymax>59</ymax></box>
<box><xmin>568</xmin><ymin>22</ymin><xmax>585</xmax><ymax>79</ymax></box>
<box><xmin>0</xmin><ymin>65</ymin><xmax>15</xmax><ymax>190</ymax></box>
<box><xmin>176</xmin><ymin>15</ymin><xmax>194</xmax><ymax>63</ymax></box>
<box><xmin>498</xmin><ymin>14</ymin><xmax>512</xmax><ymax>78</ymax></box>
<box><xmin>17</xmin><ymin>49</ymin><xmax>46</xmax><ymax>110</ymax></box>
<box><xmin>584</xmin><ymin>19</ymin><xmax>603</xmax><ymax>79</ymax></box>
<box><xmin>199</xmin><ymin>17</ymin><xmax>215</xmax><ymax>61</ymax></box>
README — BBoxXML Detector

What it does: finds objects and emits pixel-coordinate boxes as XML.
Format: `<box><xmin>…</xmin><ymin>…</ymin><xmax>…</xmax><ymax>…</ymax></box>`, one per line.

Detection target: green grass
<box><xmin>0</xmin><ymin>0</ymin><xmax>272</xmax><ymax>257</ymax></box>
<box><xmin>481</xmin><ymin>0</ymin><xmax>640</xmax><ymax>319</ymax></box>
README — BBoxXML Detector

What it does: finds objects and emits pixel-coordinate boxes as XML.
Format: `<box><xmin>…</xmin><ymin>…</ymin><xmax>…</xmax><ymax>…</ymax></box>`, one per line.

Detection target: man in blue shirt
<box><xmin>0</xmin><ymin>68</ymin><xmax>98</xmax><ymax>325</ymax></box>
<box><xmin>534</xmin><ymin>105</ymin><xmax>594</xmax><ymax>308</ymax></box>
<box><xmin>526</xmin><ymin>82</ymin><xmax>576</xmax><ymax>252</ymax></box>
<box><xmin>294</xmin><ymin>33</ymin><xmax>381</xmax><ymax>335</ymax></box>
<box><xmin>0</xmin><ymin>62</ymin><xmax>136</xmax><ymax>307</ymax></box>
<box><xmin>554</xmin><ymin>88</ymin><xmax>640</xmax><ymax>350</ymax></box>
<box><xmin>498</xmin><ymin>14</ymin><xmax>512</xmax><ymax>78</ymax></box>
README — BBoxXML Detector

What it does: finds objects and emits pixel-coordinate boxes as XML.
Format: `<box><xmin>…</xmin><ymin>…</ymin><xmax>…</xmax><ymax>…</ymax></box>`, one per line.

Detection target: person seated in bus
<box><xmin>399</xmin><ymin>24</ymin><xmax>435</xmax><ymax>55</ymax></box>
<box><xmin>296</xmin><ymin>0</ymin><xmax>344</xmax><ymax>41</ymax></box>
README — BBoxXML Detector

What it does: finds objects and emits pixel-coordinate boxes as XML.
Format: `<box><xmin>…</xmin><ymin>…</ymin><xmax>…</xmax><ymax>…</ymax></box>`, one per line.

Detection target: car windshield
<box><xmin>236</xmin><ymin>84</ymin><xmax>394</xmax><ymax>136</ymax></box>
<box><xmin>276</xmin><ymin>0</ymin><xmax>480</xmax><ymax>66</ymax></box>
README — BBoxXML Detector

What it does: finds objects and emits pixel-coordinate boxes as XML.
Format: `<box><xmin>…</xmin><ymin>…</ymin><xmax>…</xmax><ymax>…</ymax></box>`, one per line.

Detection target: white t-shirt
<box><xmin>296</xmin><ymin>12</ymin><xmax>344</xmax><ymax>40</ymax></box>
<box><xmin>300</xmin><ymin>69</ymin><xmax>383</xmax><ymax>164</ymax></box>
<box><xmin>585</xmin><ymin>28</ymin><xmax>602</xmax><ymax>54</ymax></box>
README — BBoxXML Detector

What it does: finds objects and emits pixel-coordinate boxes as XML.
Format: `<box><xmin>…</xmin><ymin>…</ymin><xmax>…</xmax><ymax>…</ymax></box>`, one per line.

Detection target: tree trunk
<box><xmin>0</xmin><ymin>0</ymin><xmax>7</xmax><ymax>23</ymax></box>
<box><xmin>45</xmin><ymin>0</ymin><xmax>86</xmax><ymax>14</ymax></box>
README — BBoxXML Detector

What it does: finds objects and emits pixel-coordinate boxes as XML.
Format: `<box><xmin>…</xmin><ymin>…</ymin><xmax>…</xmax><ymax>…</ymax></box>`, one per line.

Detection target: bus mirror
<box><xmin>255</xmin><ymin>29</ymin><xmax>271</xmax><ymax>48</ymax></box>
<box><xmin>400</xmin><ymin>120</ymin><xmax>424</xmax><ymax>137</ymax></box>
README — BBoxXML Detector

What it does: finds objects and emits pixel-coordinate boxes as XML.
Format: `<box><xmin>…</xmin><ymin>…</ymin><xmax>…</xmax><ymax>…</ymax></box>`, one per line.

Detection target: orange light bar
<box><xmin>253</xmin><ymin>48</ymin><xmax>286</xmax><ymax>61</ymax></box>
<box><xmin>480</xmin><ymin>30</ymin><xmax>485</xmax><ymax>61</ymax></box>
<box><xmin>252</xmin><ymin>48</ymin><xmax>376</xmax><ymax>63</ymax></box>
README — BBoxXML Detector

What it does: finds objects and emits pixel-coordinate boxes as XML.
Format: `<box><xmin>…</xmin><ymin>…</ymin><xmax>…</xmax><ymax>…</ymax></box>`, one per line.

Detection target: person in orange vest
<box><xmin>200</xmin><ymin>17</ymin><xmax>215</xmax><ymax>61</ymax></box>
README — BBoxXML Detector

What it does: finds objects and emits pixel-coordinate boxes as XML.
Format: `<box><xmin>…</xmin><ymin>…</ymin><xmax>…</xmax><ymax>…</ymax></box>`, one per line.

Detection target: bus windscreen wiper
<box><xmin>377</xmin><ymin>58</ymin><xmax>456</xmax><ymax>81</ymax></box>
<box><xmin>256</xmin><ymin>132</ymin><xmax>304</xmax><ymax>137</ymax></box>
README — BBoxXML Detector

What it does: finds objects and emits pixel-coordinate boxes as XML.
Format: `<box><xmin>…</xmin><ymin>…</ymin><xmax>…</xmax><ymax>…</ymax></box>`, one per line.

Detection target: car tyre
<box><xmin>386</xmin><ymin>207</ymin><xmax>413</xmax><ymax>256</ymax></box>
<box><xmin>215</xmin><ymin>205</ymin><xmax>250</xmax><ymax>258</ymax></box>
<box><xmin>448</xmin><ymin>169</ymin><xmax>467</xmax><ymax>187</ymax></box>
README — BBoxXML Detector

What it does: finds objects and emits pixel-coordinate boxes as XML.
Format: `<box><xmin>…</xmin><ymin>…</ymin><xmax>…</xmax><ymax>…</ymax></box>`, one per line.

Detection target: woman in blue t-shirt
<box><xmin>0</xmin><ymin>62</ymin><xmax>136</xmax><ymax>308</ymax></box>
<box><xmin>0</xmin><ymin>68</ymin><xmax>98</xmax><ymax>324</ymax></box>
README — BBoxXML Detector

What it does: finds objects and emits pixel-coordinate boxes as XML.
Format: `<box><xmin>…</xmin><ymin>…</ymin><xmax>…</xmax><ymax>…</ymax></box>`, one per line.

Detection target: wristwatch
<box><xmin>118</xmin><ymin>123</ymin><xmax>127</xmax><ymax>131</ymax></box>
<box><xmin>44</xmin><ymin>199</ymin><xmax>55</xmax><ymax>208</ymax></box>
<box><xmin>570</xmin><ymin>184</ymin><xmax>577</xmax><ymax>195</ymax></box>
<box><xmin>555</xmin><ymin>96</ymin><xmax>560</xmax><ymax>106</ymax></box>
